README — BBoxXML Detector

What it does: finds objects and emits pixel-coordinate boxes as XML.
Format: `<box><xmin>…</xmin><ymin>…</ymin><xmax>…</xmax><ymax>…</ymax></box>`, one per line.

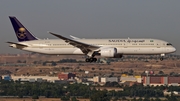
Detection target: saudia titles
<box><xmin>109</xmin><ymin>39</ymin><xmax>145</xmax><ymax>43</ymax></box>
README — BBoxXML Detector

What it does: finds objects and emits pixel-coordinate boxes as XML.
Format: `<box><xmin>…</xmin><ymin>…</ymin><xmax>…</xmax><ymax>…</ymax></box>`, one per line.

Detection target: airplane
<box><xmin>7</xmin><ymin>16</ymin><xmax>176</xmax><ymax>62</ymax></box>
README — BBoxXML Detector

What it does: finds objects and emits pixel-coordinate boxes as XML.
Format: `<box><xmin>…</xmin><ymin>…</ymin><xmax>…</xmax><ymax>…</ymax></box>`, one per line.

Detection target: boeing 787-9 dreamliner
<box><xmin>7</xmin><ymin>16</ymin><xmax>176</xmax><ymax>62</ymax></box>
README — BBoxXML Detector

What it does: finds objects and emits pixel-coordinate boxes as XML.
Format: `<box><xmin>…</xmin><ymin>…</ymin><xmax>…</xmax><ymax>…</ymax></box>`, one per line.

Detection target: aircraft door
<box><xmin>162</xmin><ymin>43</ymin><xmax>166</xmax><ymax>53</ymax></box>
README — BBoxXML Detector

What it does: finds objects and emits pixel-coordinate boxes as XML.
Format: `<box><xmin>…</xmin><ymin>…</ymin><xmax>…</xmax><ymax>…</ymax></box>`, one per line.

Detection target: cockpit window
<box><xmin>167</xmin><ymin>43</ymin><xmax>172</xmax><ymax>45</ymax></box>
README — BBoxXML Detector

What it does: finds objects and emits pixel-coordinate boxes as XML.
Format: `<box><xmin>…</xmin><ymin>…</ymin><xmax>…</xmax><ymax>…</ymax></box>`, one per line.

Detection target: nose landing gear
<box><xmin>160</xmin><ymin>57</ymin><xmax>164</xmax><ymax>61</ymax></box>
<box><xmin>160</xmin><ymin>54</ymin><xmax>165</xmax><ymax>61</ymax></box>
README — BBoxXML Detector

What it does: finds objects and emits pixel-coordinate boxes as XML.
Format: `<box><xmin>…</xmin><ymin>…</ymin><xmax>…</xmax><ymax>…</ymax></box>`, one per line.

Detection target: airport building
<box><xmin>93</xmin><ymin>76</ymin><xmax>119</xmax><ymax>83</ymax></box>
<box><xmin>142</xmin><ymin>76</ymin><xmax>180</xmax><ymax>86</ymax></box>
<box><xmin>58</xmin><ymin>72</ymin><xmax>76</xmax><ymax>80</ymax></box>
<box><xmin>119</xmin><ymin>74</ymin><xmax>142</xmax><ymax>83</ymax></box>
<box><xmin>2</xmin><ymin>75</ymin><xmax>11</xmax><ymax>80</ymax></box>
<box><xmin>101</xmin><ymin>77</ymin><xmax>119</xmax><ymax>83</ymax></box>
<box><xmin>93</xmin><ymin>76</ymin><xmax>101</xmax><ymax>83</ymax></box>
<box><xmin>92</xmin><ymin>75</ymin><xmax>141</xmax><ymax>85</ymax></box>
<box><xmin>11</xmin><ymin>75</ymin><xmax>59</xmax><ymax>82</ymax></box>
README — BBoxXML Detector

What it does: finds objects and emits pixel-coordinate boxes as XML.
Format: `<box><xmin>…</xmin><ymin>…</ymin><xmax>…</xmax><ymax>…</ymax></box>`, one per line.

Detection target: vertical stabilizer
<box><xmin>9</xmin><ymin>16</ymin><xmax>38</xmax><ymax>42</ymax></box>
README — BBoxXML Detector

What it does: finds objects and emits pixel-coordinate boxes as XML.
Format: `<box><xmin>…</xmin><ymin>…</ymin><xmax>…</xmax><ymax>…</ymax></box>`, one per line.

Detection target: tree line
<box><xmin>0</xmin><ymin>80</ymin><xmax>180</xmax><ymax>101</ymax></box>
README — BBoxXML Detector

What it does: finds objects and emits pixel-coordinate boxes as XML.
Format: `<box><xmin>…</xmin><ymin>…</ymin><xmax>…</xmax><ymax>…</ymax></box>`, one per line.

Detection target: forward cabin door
<box><xmin>156</xmin><ymin>42</ymin><xmax>165</xmax><ymax>54</ymax></box>
<box><xmin>162</xmin><ymin>43</ymin><xmax>166</xmax><ymax>54</ymax></box>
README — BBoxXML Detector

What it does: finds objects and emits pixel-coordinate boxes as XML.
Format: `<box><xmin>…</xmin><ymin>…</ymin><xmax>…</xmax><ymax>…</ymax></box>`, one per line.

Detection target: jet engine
<box><xmin>100</xmin><ymin>48</ymin><xmax>118</xmax><ymax>58</ymax></box>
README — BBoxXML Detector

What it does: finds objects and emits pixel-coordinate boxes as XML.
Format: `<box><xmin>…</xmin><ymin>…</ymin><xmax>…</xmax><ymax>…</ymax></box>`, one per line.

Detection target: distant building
<box><xmin>2</xmin><ymin>75</ymin><xmax>11</xmax><ymax>80</ymax></box>
<box><xmin>58</xmin><ymin>72</ymin><xmax>76</xmax><ymax>80</ymax></box>
<box><xmin>120</xmin><ymin>76</ymin><xmax>141</xmax><ymax>83</ymax></box>
<box><xmin>93</xmin><ymin>76</ymin><xmax>100</xmax><ymax>83</ymax></box>
<box><xmin>142</xmin><ymin>76</ymin><xmax>180</xmax><ymax>86</ymax></box>
<box><xmin>101</xmin><ymin>77</ymin><xmax>119</xmax><ymax>83</ymax></box>
<box><xmin>11</xmin><ymin>75</ymin><xmax>59</xmax><ymax>82</ymax></box>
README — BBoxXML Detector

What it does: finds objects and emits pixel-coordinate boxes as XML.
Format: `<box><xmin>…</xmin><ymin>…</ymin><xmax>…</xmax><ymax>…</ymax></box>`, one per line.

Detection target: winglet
<box><xmin>70</xmin><ymin>35</ymin><xmax>80</xmax><ymax>40</ymax></box>
<box><xmin>48</xmin><ymin>31</ymin><xmax>68</xmax><ymax>40</ymax></box>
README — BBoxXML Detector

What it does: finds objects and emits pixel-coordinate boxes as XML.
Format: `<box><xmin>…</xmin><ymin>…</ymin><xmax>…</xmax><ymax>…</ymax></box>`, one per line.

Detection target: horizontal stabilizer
<box><xmin>7</xmin><ymin>41</ymin><xmax>28</xmax><ymax>47</ymax></box>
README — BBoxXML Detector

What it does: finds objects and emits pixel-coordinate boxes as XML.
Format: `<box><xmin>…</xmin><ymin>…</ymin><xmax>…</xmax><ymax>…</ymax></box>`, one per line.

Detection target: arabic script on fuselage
<box><xmin>109</xmin><ymin>39</ymin><xmax>145</xmax><ymax>43</ymax></box>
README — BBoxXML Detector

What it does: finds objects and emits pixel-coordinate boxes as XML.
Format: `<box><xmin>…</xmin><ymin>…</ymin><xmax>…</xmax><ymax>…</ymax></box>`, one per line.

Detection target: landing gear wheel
<box><xmin>85</xmin><ymin>58</ymin><xmax>97</xmax><ymax>63</ymax></box>
<box><xmin>93</xmin><ymin>58</ymin><xmax>97</xmax><ymax>62</ymax></box>
<box><xmin>85</xmin><ymin>58</ymin><xmax>90</xmax><ymax>62</ymax></box>
<box><xmin>90</xmin><ymin>58</ymin><xmax>94</xmax><ymax>62</ymax></box>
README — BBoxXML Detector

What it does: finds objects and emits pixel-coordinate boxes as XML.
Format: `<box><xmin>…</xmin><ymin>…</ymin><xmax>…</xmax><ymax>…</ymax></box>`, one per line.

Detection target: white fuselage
<box><xmin>10</xmin><ymin>38</ymin><xmax>176</xmax><ymax>56</ymax></box>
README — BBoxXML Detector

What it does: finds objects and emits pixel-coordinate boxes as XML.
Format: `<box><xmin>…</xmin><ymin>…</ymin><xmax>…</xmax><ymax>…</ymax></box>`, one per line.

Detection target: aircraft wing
<box><xmin>7</xmin><ymin>41</ymin><xmax>28</xmax><ymax>47</ymax></box>
<box><xmin>70</xmin><ymin>35</ymin><xmax>80</xmax><ymax>40</ymax></box>
<box><xmin>48</xmin><ymin>32</ymin><xmax>100</xmax><ymax>54</ymax></box>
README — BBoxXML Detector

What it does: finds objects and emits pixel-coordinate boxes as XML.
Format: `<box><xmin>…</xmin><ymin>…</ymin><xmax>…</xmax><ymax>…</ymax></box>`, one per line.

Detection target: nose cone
<box><xmin>166</xmin><ymin>46</ymin><xmax>176</xmax><ymax>53</ymax></box>
<box><xmin>172</xmin><ymin>47</ymin><xmax>176</xmax><ymax>52</ymax></box>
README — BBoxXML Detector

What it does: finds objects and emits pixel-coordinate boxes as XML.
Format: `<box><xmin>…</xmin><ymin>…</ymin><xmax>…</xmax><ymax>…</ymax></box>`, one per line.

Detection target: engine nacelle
<box><xmin>100</xmin><ymin>48</ymin><xmax>118</xmax><ymax>58</ymax></box>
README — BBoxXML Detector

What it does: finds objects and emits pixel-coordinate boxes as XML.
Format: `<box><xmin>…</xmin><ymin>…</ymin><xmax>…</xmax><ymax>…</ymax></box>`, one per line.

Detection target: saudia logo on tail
<box><xmin>17</xmin><ymin>28</ymin><xmax>26</xmax><ymax>39</ymax></box>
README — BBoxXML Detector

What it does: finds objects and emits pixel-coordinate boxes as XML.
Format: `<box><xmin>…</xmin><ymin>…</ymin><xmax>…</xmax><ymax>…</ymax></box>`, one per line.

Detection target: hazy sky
<box><xmin>0</xmin><ymin>1</ymin><xmax>180</xmax><ymax>54</ymax></box>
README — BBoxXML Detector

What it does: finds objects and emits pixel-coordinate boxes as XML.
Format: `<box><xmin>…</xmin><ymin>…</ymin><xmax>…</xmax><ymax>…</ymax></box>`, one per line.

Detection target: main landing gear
<box><xmin>85</xmin><ymin>57</ymin><xmax>97</xmax><ymax>62</ymax></box>
<box><xmin>160</xmin><ymin>57</ymin><xmax>164</xmax><ymax>61</ymax></box>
